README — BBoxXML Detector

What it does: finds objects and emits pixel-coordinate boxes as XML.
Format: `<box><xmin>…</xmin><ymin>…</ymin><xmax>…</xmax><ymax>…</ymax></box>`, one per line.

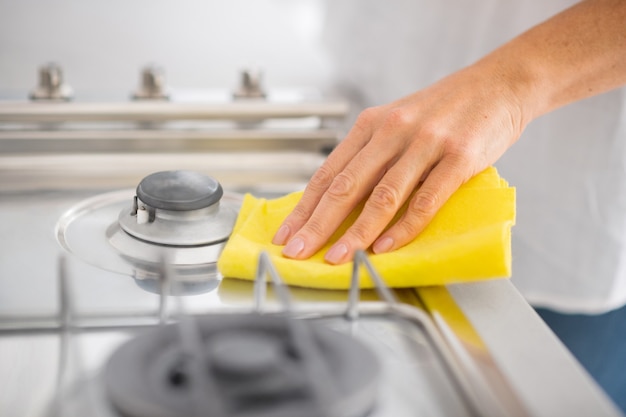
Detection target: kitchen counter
<box><xmin>446</xmin><ymin>279</ymin><xmax>622</xmax><ymax>416</ymax></box>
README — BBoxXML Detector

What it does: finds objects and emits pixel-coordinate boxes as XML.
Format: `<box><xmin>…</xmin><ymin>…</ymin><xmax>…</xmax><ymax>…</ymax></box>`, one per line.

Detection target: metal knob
<box><xmin>233</xmin><ymin>69</ymin><xmax>266</xmax><ymax>100</ymax></box>
<box><xmin>132</xmin><ymin>65</ymin><xmax>169</xmax><ymax>100</ymax></box>
<box><xmin>29</xmin><ymin>63</ymin><xmax>74</xmax><ymax>101</ymax></box>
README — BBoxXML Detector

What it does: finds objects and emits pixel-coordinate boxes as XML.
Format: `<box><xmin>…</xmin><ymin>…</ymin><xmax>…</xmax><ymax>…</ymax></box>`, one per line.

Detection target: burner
<box><xmin>103</xmin><ymin>314</ymin><xmax>380</xmax><ymax>417</ymax></box>
<box><xmin>56</xmin><ymin>171</ymin><xmax>242</xmax><ymax>289</ymax></box>
<box><xmin>116</xmin><ymin>170</ymin><xmax>236</xmax><ymax>247</ymax></box>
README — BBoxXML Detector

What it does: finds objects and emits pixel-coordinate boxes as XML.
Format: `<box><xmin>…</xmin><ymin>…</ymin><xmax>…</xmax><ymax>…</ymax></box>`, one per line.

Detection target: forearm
<box><xmin>479</xmin><ymin>0</ymin><xmax>626</xmax><ymax>124</ymax></box>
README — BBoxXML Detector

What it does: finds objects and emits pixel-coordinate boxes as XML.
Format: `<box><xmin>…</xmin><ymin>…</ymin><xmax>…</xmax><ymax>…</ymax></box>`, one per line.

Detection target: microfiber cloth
<box><xmin>217</xmin><ymin>167</ymin><xmax>515</xmax><ymax>289</ymax></box>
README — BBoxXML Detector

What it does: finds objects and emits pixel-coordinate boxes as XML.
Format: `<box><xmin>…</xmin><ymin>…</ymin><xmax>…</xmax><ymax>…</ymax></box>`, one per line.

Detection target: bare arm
<box><xmin>495</xmin><ymin>0</ymin><xmax>626</xmax><ymax>118</ymax></box>
<box><xmin>273</xmin><ymin>0</ymin><xmax>626</xmax><ymax>264</ymax></box>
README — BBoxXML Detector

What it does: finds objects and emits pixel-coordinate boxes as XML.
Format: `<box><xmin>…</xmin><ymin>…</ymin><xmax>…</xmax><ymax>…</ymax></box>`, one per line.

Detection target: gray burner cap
<box><xmin>104</xmin><ymin>314</ymin><xmax>381</xmax><ymax>417</ymax></box>
<box><xmin>136</xmin><ymin>170</ymin><xmax>223</xmax><ymax>211</ymax></box>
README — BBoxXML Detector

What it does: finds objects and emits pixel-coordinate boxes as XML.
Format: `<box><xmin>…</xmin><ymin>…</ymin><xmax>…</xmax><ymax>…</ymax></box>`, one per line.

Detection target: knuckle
<box><xmin>355</xmin><ymin>106</ymin><xmax>379</xmax><ymax>127</ymax></box>
<box><xmin>382</xmin><ymin>107</ymin><xmax>413</xmax><ymax>130</ymax></box>
<box><xmin>394</xmin><ymin>218</ymin><xmax>422</xmax><ymax>240</ymax></box>
<box><xmin>327</xmin><ymin>172</ymin><xmax>355</xmax><ymax>200</ymax></box>
<box><xmin>346</xmin><ymin>224</ymin><xmax>373</xmax><ymax>248</ymax></box>
<box><xmin>447</xmin><ymin>140</ymin><xmax>479</xmax><ymax>163</ymax></box>
<box><xmin>410</xmin><ymin>189</ymin><xmax>440</xmax><ymax>218</ymax></box>
<box><xmin>308</xmin><ymin>165</ymin><xmax>335</xmax><ymax>192</ymax></box>
<box><xmin>368</xmin><ymin>184</ymin><xmax>401</xmax><ymax>211</ymax></box>
<box><xmin>415</xmin><ymin>120</ymin><xmax>446</xmax><ymax>144</ymax></box>
<box><xmin>290</xmin><ymin>203</ymin><xmax>313</xmax><ymax>222</ymax></box>
<box><xmin>351</xmin><ymin>107</ymin><xmax>378</xmax><ymax>135</ymax></box>
<box><xmin>417</xmin><ymin>120</ymin><xmax>440</xmax><ymax>138</ymax></box>
<box><xmin>302</xmin><ymin>218</ymin><xmax>327</xmax><ymax>240</ymax></box>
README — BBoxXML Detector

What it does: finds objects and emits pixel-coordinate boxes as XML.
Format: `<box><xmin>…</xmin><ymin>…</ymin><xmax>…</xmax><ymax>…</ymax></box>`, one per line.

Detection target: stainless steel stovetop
<box><xmin>0</xmin><ymin>84</ymin><xmax>621</xmax><ymax>417</ymax></box>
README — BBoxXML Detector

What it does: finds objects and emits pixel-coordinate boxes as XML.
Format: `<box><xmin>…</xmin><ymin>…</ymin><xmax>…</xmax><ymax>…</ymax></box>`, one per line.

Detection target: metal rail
<box><xmin>0</xmin><ymin>100</ymin><xmax>349</xmax><ymax>123</ymax></box>
<box><xmin>0</xmin><ymin>128</ymin><xmax>339</xmax><ymax>153</ymax></box>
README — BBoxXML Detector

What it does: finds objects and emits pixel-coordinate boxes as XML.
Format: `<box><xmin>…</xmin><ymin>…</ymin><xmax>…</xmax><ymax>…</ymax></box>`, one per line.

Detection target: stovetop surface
<box><xmin>1</xmin><ymin>155</ymin><xmax>622</xmax><ymax>417</ymax></box>
<box><xmin>0</xmin><ymin>177</ymin><xmax>481</xmax><ymax>417</ymax></box>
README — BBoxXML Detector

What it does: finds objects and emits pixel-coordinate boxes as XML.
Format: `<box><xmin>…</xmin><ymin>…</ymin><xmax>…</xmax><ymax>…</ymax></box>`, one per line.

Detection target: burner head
<box><xmin>116</xmin><ymin>170</ymin><xmax>238</xmax><ymax>248</ymax></box>
<box><xmin>137</xmin><ymin>170</ymin><xmax>223</xmax><ymax>211</ymax></box>
<box><xmin>56</xmin><ymin>182</ymin><xmax>242</xmax><ymax>293</ymax></box>
<box><xmin>104</xmin><ymin>314</ymin><xmax>380</xmax><ymax>417</ymax></box>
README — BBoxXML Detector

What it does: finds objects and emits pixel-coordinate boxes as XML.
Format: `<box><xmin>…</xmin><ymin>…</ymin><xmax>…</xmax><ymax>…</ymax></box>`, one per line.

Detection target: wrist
<box><xmin>469</xmin><ymin>50</ymin><xmax>541</xmax><ymax>138</ymax></box>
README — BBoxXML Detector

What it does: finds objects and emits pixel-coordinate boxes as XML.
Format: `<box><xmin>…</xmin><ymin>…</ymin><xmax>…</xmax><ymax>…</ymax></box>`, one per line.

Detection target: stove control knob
<box><xmin>233</xmin><ymin>68</ymin><xmax>266</xmax><ymax>100</ymax></box>
<box><xmin>29</xmin><ymin>63</ymin><xmax>74</xmax><ymax>101</ymax></box>
<box><xmin>132</xmin><ymin>65</ymin><xmax>169</xmax><ymax>100</ymax></box>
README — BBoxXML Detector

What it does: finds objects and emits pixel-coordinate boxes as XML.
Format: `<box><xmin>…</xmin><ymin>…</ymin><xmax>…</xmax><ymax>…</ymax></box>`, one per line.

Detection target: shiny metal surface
<box><xmin>116</xmin><ymin>202</ymin><xmax>236</xmax><ymax>246</ymax></box>
<box><xmin>134</xmin><ymin>170</ymin><xmax>225</xmax><ymax>211</ymax></box>
<box><xmin>0</xmin><ymin>308</ymin><xmax>483</xmax><ymax>417</ymax></box>
<box><xmin>0</xmin><ymin>128</ymin><xmax>340</xmax><ymax>153</ymax></box>
<box><xmin>118</xmin><ymin>171</ymin><xmax>238</xmax><ymax>246</ymax></box>
<box><xmin>0</xmin><ymin>100</ymin><xmax>348</xmax><ymax>123</ymax></box>
<box><xmin>54</xmin><ymin>188</ymin><xmax>242</xmax><ymax>278</ymax></box>
<box><xmin>0</xmin><ymin>152</ymin><xmax>326</xmax><ymax>192</ymax></box>
<box><xmin>0</xmin><ymin>167</ymin><xmax>494</xmax><ymax>417</ymax></box>
<box><xmin>0</xmin><ymin>91</ymin><xmax>346</xmax><ymax>158</ymax></box>
<box><xmin>0</xmin><ymin>244</ymin><xmax>504</xmax><ymax>417</ymax></box>
<box><xmin>446</xmin><ymin>281</ymin><xmax>623</xmax><ymax>417</ymax></box>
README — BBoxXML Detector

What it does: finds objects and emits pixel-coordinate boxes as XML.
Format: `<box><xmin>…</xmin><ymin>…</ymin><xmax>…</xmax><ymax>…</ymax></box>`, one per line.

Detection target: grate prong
<box><xmin>347</xmin><ymin>250</ymin><xmax>397</xmax><ymax>321</ymax></box>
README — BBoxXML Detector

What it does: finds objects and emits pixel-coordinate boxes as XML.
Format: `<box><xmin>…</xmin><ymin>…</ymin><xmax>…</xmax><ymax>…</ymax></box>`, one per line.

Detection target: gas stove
<box><xmin>0</xmin><ymin>73</ymin><xmax>622</xmax><ymax>417</ymax></box>
<box><xmin>44</xmin><ymin>246</ymin><xmax>504</xmax><ymax>417</ymax></box>
<box><xmin>1</xmin><ymin>166</ymin><xmax>508</xmax><ymax>417</ymax></box>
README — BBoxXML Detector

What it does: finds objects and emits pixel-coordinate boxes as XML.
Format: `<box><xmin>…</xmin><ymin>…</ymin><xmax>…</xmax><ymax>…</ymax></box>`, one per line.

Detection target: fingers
<box><xmin>321</xmin><ymin>145</ymin><xmax>437</xmax><ymax>264</ymax></box>
<box><xmin>280</xmin><ymin>133</ymin><xmax>400</xmax><ymax>260</ymax></box>
<box><xmin>275</xmin><ymin>103</ymin><xmax>466</xmax><ymax>265</ymax></box>
<box><xmin>272</xmin><ymin>107</ymin><xmax>382</xmax><ymax>246</ymax></box>
<box><xmin>270</xmin><ymin>64</ymin><xmax>521</xmax><ymax>265</ymax></box>
<box><xmin>372</xmin><ymin>155</ymin><xmax>471</xmax><ymax>254</ymax></box>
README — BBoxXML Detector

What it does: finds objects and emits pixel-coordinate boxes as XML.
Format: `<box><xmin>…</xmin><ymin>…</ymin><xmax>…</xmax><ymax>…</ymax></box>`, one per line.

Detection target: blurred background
<box><xmin>0</xmin><ymin>0</ymin><xmax>331</xmax><ymax>99</ymax></box>
<box><xmin>0</xmin><ymin>0</ymin><xmax>347</xmax><ymax>194</ymax></box>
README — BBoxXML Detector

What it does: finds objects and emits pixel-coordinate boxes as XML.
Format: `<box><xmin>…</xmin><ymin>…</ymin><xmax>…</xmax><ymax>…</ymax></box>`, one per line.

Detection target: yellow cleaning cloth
<box><xmin>217</xmin><ymin>167</ymin><xmax>515</xmax><ymax>289</ymax></box>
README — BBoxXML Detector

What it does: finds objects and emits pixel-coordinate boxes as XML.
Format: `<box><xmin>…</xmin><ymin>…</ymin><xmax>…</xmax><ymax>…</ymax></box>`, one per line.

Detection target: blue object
<box><xmin>535</xmin><ymin>304</ymin><xmax>626</xmax><ymax>414</ymax></box>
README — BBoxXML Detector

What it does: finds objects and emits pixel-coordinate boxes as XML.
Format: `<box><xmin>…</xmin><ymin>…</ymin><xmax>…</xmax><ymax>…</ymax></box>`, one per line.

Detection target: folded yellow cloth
<box><xmin>217</xmin><ymin>167</ymin><xmax>515</xmax><ymax>289</ymax></box>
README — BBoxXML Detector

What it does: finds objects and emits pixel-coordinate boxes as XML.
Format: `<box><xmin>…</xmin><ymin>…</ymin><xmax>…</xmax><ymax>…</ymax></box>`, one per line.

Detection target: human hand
<box><xmin>272</xmin><ymin>62</ymin><xmax>528</xmax><ymax>264</ymax></box>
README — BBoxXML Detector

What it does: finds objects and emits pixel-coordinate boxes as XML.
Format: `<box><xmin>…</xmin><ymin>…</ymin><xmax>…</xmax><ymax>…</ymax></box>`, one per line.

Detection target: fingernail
<box><xmin>282</xmin><ymin>237</ymin><xmax>305</xmax><ymax>258</ymax></box>
<box><xmin>325</xmin><ymin>242</ymin><xmax>349</xmax><ymax>264</ymax></box>
<box><xmin>373</xmin><ymin>237</ymin><xmax>394</xmax><ymax>254</ymax></box>
<box><xmin>272</xmin><ymin>224</ymin><xmax>291</xmax><ymax>245</ymax></box>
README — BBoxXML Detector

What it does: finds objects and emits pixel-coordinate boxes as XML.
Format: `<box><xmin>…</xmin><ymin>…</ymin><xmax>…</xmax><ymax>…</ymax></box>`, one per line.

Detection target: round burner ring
<box><xmin>55</xmin><ymin>173</ymin><xmax>243</xmax><ymax>288</ymax></box>
<box><xmin>104</xmin><ymin>314</ymin><xmax>380</xmax><ymax>417</ymax></box>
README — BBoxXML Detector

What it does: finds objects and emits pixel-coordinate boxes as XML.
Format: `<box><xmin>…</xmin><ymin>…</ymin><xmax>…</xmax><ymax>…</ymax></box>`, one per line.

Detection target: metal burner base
<box><xmin>55</xmin><ymin>188</ymin><xmax>243</xmax><ymax>287</ymax></box>
<box><xmin>103</xmin><ymin>313</ymin><xmax>380</xmax><ymax>417</ymax></box>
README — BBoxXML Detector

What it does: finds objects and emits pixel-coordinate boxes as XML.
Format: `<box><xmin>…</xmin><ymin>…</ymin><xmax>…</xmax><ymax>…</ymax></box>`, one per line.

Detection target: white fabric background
<box><xmin>323</xmin><ymin>0</ymin><xmax>626</xmax><ymax>313</ymax></box>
